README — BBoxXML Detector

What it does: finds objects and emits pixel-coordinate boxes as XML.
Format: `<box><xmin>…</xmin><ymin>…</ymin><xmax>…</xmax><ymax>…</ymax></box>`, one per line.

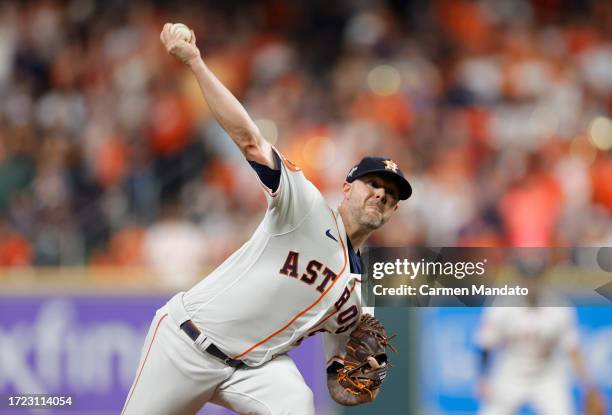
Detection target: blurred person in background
<box><xmin>142</xmin><ymin>195</ymin><xmax>208</xmax><ymax>290</ymax></box>
<box><xmin>475</xmin><ymin>256</ymin><xmax>607</xmax><ymax>415</ymax></box>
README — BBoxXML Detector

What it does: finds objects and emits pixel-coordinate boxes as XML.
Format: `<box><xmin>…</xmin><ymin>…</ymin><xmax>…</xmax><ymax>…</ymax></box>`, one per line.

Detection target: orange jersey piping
<box><xmin>234</xmin><ymin>210</ymin><xmax>347</xmax><ymax>359</ymax></box>
<box><xmin>122</xmin><ymin>313</ymin><xmax>168</xmax><ymax>414</ymax></box>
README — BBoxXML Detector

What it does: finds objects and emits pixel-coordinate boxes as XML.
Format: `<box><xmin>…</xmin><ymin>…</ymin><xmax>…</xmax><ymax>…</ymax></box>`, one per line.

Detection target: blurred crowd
<box><xmin>0</xmin><ymin>0</ymin><xmax>611</xmax><ymax>285</ymax></box>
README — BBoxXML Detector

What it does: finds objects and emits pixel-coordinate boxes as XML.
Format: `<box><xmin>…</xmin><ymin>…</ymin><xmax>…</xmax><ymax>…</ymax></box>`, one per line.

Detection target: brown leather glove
<box><xmin>336</xmin><ymin>314</ymin><xmax>396</xmax><ymax>400</ymax></box>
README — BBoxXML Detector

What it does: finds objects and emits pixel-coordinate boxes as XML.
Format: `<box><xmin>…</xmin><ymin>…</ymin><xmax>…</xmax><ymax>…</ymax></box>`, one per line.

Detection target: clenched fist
<box><xmin>160</xmin><ymin>23</ymin><xmax>201</xmax><ymax>65</ymax></box>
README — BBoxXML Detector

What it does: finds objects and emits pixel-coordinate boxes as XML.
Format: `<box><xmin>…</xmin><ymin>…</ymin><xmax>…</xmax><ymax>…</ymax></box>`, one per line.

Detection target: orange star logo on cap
<box><xmin>383</xmin><ymin>159</ymin><xmax>398</xmax><ymax>173</ymax></box>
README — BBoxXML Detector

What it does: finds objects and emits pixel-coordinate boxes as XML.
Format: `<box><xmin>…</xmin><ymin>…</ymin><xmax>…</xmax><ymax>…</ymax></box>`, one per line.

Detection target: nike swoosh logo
<box><xmin>325</xmin><ymin>229</ymin><xmax>338</xmax><ymax>243</ymax></box>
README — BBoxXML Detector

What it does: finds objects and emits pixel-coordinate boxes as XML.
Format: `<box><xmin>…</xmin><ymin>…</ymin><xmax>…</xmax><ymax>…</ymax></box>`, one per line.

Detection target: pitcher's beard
<box><xmin>358</xmin><ymin>209</ymin><xmax>384</xmax><ymax>230</ymax></box>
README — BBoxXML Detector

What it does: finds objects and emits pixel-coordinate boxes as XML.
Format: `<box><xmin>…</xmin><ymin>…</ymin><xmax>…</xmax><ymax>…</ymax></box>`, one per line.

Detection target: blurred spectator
<box><xmin>0</xmin><ymin>218</ymin><xmax>32</xmax><ymax>267</ymax></box>
<box><xmin>499</xmin><ymin>155</ymin><xmax>563</xmax><ymax>246</ymax></box>
<box><xmin>142</xmin><ymin>197</ymin><xmax>207</xmax><ymax>289</ymax></box>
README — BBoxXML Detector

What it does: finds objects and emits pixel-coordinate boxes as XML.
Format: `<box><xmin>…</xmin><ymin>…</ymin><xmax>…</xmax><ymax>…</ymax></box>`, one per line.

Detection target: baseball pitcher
<box><xmin>121</xmin><ymin>23</ymin><xmax>412</xmax><ymax>415</ymax></box>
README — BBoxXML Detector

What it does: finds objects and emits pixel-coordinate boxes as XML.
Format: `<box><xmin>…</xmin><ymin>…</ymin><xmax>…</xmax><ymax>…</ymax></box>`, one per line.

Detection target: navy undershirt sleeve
<box><xmin>248</xmin><ymin>151</ymin><xmax>282</xmax><ymax>192</ymax></box>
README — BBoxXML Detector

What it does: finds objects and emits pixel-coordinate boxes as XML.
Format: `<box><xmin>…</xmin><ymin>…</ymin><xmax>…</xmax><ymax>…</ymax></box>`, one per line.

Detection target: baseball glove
<box><xmin>336</xmin><ymin>314</ymin><xmax>396</xmax><ymax>399</ymax></box>
<box><xmin>584</xmin><ymin>387</ymin><xmax>607</xmax><ymax>415</ymax></box>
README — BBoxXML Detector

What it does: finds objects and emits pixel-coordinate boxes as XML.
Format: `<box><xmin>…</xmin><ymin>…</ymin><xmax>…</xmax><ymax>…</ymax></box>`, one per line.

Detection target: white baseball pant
<box><xmin>121</xmin><ymin>306</ymin><xmax>315</xmax><ymax>415</ymax></box>
<box><xmin>478</xmin><ymin>370</ymin><xmax>574</xmax><ymax>415</ymax></box>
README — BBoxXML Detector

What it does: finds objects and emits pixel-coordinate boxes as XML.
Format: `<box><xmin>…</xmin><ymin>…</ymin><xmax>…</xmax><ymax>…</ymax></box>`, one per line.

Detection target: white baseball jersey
<box><xmin>476</xmin><ymin>304</ymin><xmax>579</xmax><ymax>377</ymax></box>
<box><xmin>169</xmin><ymin>149</ymin><xmax>363</xmax><ymax>367</ymax></box>
<box><xmin>476</xmin><ymin>302</ymin><xmax>579</xmax><ymax>415</ymax></box>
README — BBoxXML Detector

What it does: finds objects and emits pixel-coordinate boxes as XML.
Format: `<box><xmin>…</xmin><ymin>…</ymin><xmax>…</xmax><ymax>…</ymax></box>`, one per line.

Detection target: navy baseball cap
<box><xmin>346</xmin><ymin>157</ymin><xmax>412</xmax><ymax>200</ymax></box>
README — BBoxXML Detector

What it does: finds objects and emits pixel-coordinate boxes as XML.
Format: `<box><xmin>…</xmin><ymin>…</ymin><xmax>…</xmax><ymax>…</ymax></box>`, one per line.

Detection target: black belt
<box><xmin>180</xmin><ymin>320</ymin><xmax>245</xmax><ymax>368</ymax></box>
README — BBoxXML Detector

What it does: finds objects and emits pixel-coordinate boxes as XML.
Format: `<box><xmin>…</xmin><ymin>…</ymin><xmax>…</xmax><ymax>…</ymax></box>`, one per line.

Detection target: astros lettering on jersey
<box><xmin>166</xmin><ymin>149</ymin><xmax>363</xmax><ymax>367</ymax></box>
